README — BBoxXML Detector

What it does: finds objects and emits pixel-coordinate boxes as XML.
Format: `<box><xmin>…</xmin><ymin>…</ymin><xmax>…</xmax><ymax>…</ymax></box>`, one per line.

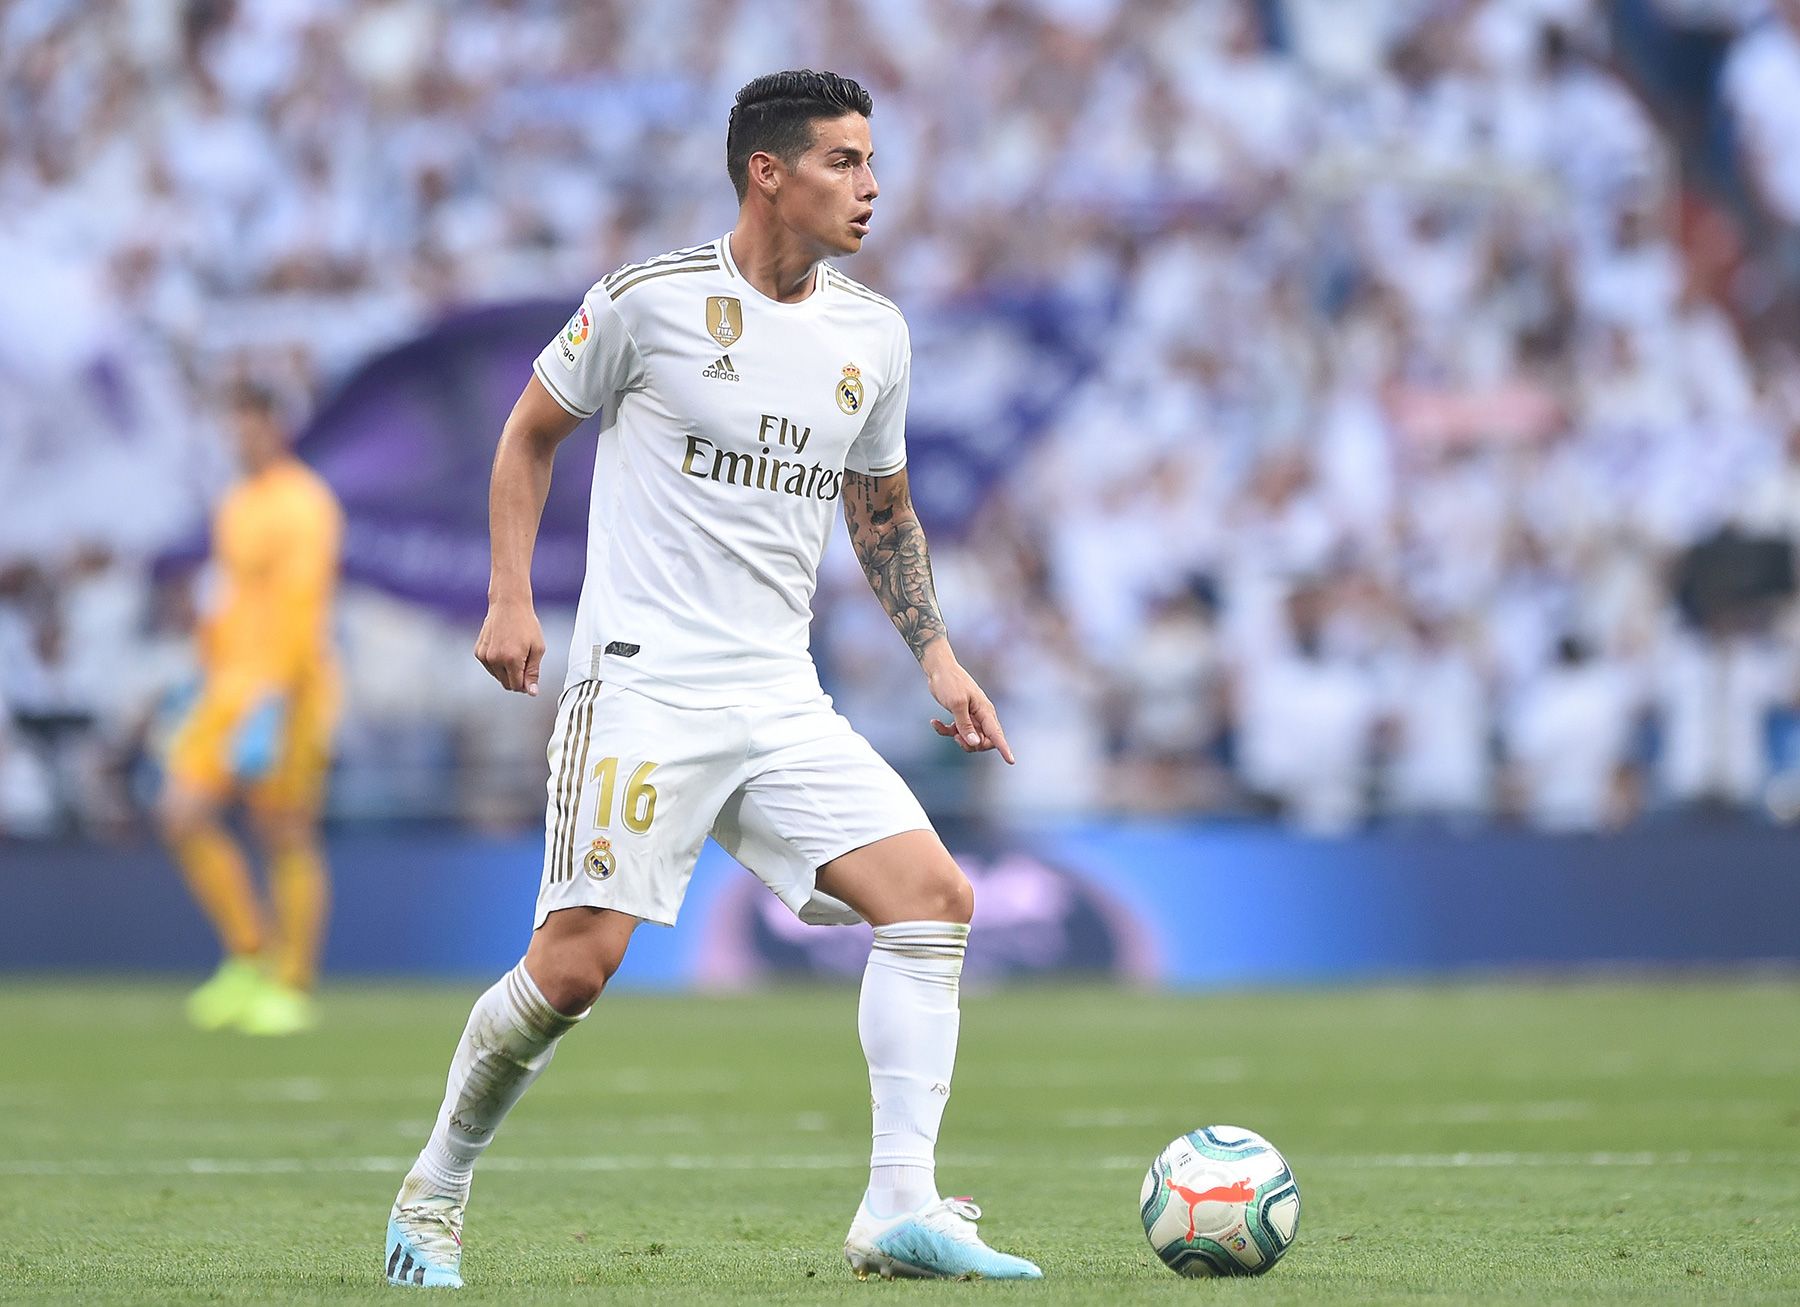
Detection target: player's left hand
<box><xmin>925</xmin><ymin>654</ymin><xmax>1015</xmax><ymax>764</ymax></box>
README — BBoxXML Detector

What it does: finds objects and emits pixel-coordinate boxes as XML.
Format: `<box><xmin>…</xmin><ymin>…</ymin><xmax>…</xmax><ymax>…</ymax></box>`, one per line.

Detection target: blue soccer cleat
<box><xmin>384</xmin><ymin>1177</ymin><xmax>465</xmax><ymax>1289</ymax></box>
<box><xmin>844</xmin><ymin>1195</ymin><xmax>1043</xmax><ymax>1281</ymax></box>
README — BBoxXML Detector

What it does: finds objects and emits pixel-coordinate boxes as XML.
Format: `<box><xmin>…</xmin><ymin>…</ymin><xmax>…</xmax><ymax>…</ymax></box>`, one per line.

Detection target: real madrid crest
<box><xmin>706</xmin><ymin>296</ymin><xmax>744</xmax><ymax>349</ymax></box>
<box><xmin>836</xmin><ymin>363</ymin><xmax>864</xmax><ymax>416</ymax></box>
<box><xmin>584</xmin><ymin>836</ymin><xmax>616</xmax><ymax>881</ymax></box>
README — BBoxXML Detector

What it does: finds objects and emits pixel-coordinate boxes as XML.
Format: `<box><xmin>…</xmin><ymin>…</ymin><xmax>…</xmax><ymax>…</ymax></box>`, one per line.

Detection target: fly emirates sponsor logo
<box><xmin>680</xmin><ymin>414</ymin><xmax>844</xmax><ymax>501</ymax></box>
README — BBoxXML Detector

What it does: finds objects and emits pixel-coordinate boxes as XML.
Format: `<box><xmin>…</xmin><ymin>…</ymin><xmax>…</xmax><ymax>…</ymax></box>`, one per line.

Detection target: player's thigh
<box><xmin>816</xmin><ymin>827</ymin><xmax>972</xmax><ymax>927</ymax></box>
<box><xmin>162</xmin><ymin>682</ymin><xmax>239</xmax><ymax>812</ymax></box>
<box><xmin>536</xmin><ymin>682</ymin><xmax>746</xmax><ymax>930</ymax></box>
<box><xmin>159</xmin><ymin>775</ymin><xmax>227</xmax><ymax>843</ymax></box>
<box><xmin>712</xmin><ymin>701</ymin><xmax>944</xmax><ymax>926</ymax></box>
<box><xmin>248</xmin><ymin>677</ymin><xmax>338</xmax><ymax>824</ymax></box>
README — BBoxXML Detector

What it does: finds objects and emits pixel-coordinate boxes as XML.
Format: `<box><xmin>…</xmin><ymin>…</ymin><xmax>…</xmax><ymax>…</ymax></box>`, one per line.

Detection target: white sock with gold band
<box><xmin>408</xmin><ymin>962</ymin><xmax>586</xmax><ymax>1199</ymax></box>
<box><xmin>859</xmin><ymin>920</ymin><xmax>970</xmax><ymax>1218</ymax></box>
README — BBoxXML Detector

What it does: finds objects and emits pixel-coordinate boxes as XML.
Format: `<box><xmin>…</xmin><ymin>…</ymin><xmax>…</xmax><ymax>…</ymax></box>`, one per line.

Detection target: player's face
<box><xmin>778</xmin><ymin>113</ymin><xmax>879</xmax><ymax>257</ymax></box>
<box><xmin>230</xmin><ymin>404</ymin><xmax>287</xmax><ymax>472</ymax></box>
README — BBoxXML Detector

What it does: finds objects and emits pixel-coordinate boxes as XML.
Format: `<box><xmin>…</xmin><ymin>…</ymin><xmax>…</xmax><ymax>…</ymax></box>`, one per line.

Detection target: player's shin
<box><xmin>859</xmin><ymin>921</ymin><xmax>969</xmax><ymax>1218</ymax></box>
<box><xmin>172</xmin><ymin>824</ymin><xmax>265</xmax><ymax>958</ymax></box>
<box><xmin>270</xmin><ymin>841</ymin><xmax>329</xmax><ymax>990</ymax></box>
<box><xmin>408</xmin><ymin>961</ymin><xmax>587</xmax><ymax>1198</ymax></box>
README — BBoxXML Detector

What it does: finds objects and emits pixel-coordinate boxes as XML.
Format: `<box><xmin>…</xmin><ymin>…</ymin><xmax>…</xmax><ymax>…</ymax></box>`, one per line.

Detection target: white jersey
<box><xmin>532</xmin><ymin>235</ymin><xmax>910</xmax><ymax>708</ymax></box>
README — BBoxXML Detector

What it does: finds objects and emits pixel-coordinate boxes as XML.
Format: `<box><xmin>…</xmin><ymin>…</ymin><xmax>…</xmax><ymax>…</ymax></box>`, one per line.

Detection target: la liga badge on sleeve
<box><xmin>559</xmin><ymin>306</ymin><xmax>592</xmax><ymax>369</ymax></box>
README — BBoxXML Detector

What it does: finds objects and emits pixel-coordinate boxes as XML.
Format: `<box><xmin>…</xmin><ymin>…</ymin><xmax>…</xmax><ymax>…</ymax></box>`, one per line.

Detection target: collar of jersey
<box><xmin>716</xmin><ymin>235</ymin><xmax>830</xmax><ymax>312</ymax></box>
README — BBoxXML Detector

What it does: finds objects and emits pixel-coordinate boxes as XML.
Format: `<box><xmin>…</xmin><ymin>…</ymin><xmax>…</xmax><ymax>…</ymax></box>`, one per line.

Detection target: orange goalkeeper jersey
<box><xmin>199</xmin><ymin>458</ymin><xmax>343</xmax><ymax>691</ymax></box>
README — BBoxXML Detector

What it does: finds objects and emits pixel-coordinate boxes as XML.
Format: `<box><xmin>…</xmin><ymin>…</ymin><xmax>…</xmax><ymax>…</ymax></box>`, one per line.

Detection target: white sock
<box><xmin>408</xmin><ymin>962</ymin><xmax>585</xmax><ymax>1200</ymax></box>
<box><xmin>859</xmin><ymin>920</ymin><xmax>969</xmax><ymax>1218</ymax></box>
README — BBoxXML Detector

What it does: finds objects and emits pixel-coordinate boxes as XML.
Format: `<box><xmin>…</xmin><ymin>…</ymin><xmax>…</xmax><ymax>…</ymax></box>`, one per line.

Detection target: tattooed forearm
<box><xmin>843</xmin><ymin>469</ymin><xmax>948</xmax><ymax>661</ymax></box>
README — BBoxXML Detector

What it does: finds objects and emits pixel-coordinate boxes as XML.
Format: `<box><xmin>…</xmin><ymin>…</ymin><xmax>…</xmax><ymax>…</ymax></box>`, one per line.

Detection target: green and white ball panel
<box><xmin>1186</xmin><ymin>1124</ymin><xmax>1272</xmax><ymax>1160</ymax></box>
<box><xmin>1140</xmin><ymin>1125</ymin><xmax>1301</xmax><ymax>1278</ymax></box>
<box><xmin>1261</xmin><ymin>1179</ymin><xmax>1302</xmax><ymax>1244</ymax></box>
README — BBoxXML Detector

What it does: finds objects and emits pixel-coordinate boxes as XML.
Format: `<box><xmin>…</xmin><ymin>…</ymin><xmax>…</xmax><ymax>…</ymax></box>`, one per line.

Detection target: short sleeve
<box><xmin>532</xmin><ymin>284</ymin><xmax>644</xmax><ymax>419</ymax></box>
<box><xmin>845</xmin><ymin>326</ymin><xmax>910</xmax><ymax>477</ymax></box>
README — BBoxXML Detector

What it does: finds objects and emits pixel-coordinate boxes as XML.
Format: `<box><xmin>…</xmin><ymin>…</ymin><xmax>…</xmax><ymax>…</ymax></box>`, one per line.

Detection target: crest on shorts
<box><xmin>706</xmin><ymin>296</ymin><xmax>743</xmax><ymax>349</ymax></box>
<box><xmin>835</xmin><ymin>363</ymin><xmax>864</xmax><ymax>416</ymax></box>
<box><xmin>584</xmin><ymin>836</ymin><xmax>616</xmax><ymax>881</ymax></box>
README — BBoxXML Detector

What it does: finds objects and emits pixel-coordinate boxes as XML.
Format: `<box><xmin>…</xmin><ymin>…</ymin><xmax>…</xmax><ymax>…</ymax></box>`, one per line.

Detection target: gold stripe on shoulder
<box><xmin>603</xmin><ymin>245</ymin><xmax>715</xmax><ymax>290</ymax></box>
<box><xmin>603</xmin><ymin>249</ymin><xmax>713</xmax><ymax>291</ymax></box>
<box><xmin>826</xmin><ymin>270</ymin><xmax>902</xmax><ymax>316</ymax></box>
<box><xmin>609</xmin><ymin>262</ymin><xmax>721</xmax><ymax>301</ymax></box>
<box><xmin>835</xmin><ymin>280</ymin><xmax>899</xmax><ymax>313</ymax></box>
<box><xmin>610</xmin><ymin>242</ymin><xmax>713</xmax><ymax>277</ymax></box>
<box><xmin>826</xmin><ymin>267</ymin><xmax>895</xmax><ymax>301</ymax></box>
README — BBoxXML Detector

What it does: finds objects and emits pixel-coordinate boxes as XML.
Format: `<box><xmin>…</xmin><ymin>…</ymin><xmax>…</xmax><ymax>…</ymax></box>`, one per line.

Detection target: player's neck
<box><xmin>241</xmin><ymin>450</ymin><xmax>294</xmax><ymax>479</ymax></box>
<box><xmin>727</xmin><ymin>224</ymin><xmax>821</xmax><ymax>305</ymax></box>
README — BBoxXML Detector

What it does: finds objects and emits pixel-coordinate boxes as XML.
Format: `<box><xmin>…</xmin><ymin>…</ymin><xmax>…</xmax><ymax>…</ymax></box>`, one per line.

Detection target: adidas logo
<box><xmin>702</xmin><ymin>354</ymin><xmax>740</xmax><ymax>382</ymax></box>
<box><xmin>386</xmin><ymin>1244</ymin><xmax>428</xmax><ymax>1286</ymax></box>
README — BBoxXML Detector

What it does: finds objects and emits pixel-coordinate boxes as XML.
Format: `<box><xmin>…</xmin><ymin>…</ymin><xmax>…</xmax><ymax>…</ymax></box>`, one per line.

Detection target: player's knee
<box><xmin>249</xmin><ymin>804</ymin><xmax>313</xmax><ymax>853</ymax></box>
<box><xmin>157</xmin><ymin>803</ymin><xmax>191</xmax><ymax>845</ymax></box>
<box><xmin>924</xmin><ymin>862</ymin><xmax>974</xmax><ymax>925</ymax></box>
<box><xmin>158</xmin><ymin>789</ymin><xmax>213</xmax><ymax>844</ymax></box>
<box><xmin>526</xmin><ymin>910</ymin><xmax>633</xmax><ymax>1013</ymax></box>
<box><xmin>530</xmin><ymin>954</ymin><xmax>614</xmax><ymax>1014</ymax></box>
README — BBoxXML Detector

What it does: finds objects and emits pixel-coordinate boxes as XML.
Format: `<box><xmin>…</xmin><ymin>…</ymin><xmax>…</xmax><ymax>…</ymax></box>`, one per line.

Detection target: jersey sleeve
<box><xmin>844</xmin><ymin>322</ymin><xmax>910</xmax><ymax>477</ymax></box>
<box><xmin>532</xmin><ymin>283</ymin><xmax>644</xmax><ymax>419</ymax></box>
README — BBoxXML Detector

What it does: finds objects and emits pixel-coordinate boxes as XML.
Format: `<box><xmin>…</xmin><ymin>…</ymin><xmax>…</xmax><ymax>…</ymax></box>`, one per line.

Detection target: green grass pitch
<box><xmin>1</xmin><ymin>977</ymin><xmax>1796</xmax><ymax>1304</ymax></box>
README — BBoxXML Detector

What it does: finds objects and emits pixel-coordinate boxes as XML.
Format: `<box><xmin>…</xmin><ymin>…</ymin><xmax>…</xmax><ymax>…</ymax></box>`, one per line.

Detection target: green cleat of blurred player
<box><xmin>183</xmin><ymin>956</ymin><xmax>267</xmax><ymax>1032</ymax></box>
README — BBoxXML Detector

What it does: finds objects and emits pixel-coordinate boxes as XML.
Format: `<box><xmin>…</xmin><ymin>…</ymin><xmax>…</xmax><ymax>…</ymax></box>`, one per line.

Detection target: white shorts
<box><xmin>534</xmin><ymin>681</ymin><xmax>933</xmax><ymax>928</ymax></box>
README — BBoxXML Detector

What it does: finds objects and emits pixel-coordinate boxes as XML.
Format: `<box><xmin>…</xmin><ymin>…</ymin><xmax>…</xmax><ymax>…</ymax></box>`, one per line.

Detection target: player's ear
<box><xmin>747</xmin><ymin>149</ymin><xmax>783</xmax><ymax>201</ymax></box>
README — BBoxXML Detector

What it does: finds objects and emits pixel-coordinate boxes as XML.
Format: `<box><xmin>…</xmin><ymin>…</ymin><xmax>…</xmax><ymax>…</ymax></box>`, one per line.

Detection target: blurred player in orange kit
<box><xmin>159</xmin><ymin>381</ymin><xmax>344</xmax><ymax>1036</ymax></box>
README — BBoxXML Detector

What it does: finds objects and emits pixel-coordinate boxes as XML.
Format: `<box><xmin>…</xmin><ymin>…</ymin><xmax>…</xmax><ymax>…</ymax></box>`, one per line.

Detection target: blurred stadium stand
<box><xmin>3</xmin><ymin>0</ymin><xmax>1800</xmax><ymax>846</ymax></box>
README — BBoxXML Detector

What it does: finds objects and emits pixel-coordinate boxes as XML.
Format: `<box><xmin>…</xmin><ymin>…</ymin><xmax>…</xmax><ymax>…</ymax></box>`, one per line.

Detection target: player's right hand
<box><xmin>474</xmin><ymin>598</ymin><xmax>545</xmax><ymax>696</ymax></box>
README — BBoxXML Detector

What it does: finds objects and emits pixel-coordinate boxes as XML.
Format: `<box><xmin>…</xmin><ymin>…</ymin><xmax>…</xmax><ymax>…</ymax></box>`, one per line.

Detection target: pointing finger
<box><xmin>975</xmin><ymin>701</ymin><xmax>1015</xmax><ymax>765</ymax></box>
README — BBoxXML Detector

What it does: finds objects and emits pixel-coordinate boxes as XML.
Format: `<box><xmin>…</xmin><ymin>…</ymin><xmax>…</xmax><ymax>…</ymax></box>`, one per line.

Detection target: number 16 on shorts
<box><xmin>579</xmin><ymin>756</ymin><xmax>657</xmax><ymax>879</ymax></box>
<box><xmin>590</xmin><ymin>756</ymin><xmax>658</xmax><ymax>834</ymax></box>
<box><xmin>543</xmin><ymin>683</ymin><xmax>663</xmax><ymax>889</ymax></box>
<box><xmin>537</xmin><ymin>680</ymin><xmax>749</xmax><ymax>928</ymax></box>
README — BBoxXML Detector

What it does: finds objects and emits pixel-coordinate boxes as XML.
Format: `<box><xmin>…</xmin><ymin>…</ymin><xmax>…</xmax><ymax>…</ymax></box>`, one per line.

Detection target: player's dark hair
<box><xmin>726</xmin><ymin>70</ymin><xmax>873</xmax><ymax>202</ymax></box>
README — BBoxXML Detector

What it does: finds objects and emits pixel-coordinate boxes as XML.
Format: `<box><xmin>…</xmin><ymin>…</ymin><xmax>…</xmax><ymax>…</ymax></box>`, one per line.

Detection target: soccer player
<box><xmin>383</xmin><ymin>71</ymin><xmax>1040</xmax><ymax>1287</ymax></box>
<box><xmin>159</xmin><ymin>381</ymin><xmax>343</xmax><ymax>1036</ymax></box>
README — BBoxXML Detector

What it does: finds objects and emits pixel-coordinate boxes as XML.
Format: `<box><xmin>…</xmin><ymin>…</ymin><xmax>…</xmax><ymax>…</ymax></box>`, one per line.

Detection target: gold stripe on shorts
<box><xmin>559</xmin><ymin>687</ymin><xmax>602</xmax><ymax>884</ymax></box>
<box><xmin>549</xmin><ymin>683</ymin><xmax>600</xmax><ymax>883</ymax></box>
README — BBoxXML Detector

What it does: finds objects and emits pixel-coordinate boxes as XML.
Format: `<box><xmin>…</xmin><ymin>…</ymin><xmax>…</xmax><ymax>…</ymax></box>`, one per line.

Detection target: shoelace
<box><xmin>934</xmin><ymin>1197</ymin><xmax>982</xmax><ymax>1225</ymax></box>
<box><xmin>397</xmin><ymin>1201</ymin><xmax>464</xmax><ymax>1251</ymax></box>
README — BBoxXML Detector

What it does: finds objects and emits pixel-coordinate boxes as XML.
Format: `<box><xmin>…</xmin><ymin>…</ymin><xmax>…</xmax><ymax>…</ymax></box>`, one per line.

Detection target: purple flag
<box><xmin>296</xmin><ymin>301</ymin><xmax>595</xmax><ymax>614</ymax></box>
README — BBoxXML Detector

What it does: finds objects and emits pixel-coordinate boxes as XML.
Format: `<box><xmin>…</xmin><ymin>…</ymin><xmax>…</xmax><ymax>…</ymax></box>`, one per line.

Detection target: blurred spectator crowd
<box><xmin>3</xmin><ymin>0</ymin><xmax>1800</xmax><ymax>837</ymax></box>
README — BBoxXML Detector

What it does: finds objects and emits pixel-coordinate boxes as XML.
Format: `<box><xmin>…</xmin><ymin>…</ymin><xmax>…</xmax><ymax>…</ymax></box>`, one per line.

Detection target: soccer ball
<box><xmin>1139</xmin><ymin>1125</ymin><xmax>1300</xmax><ymax>1277</ymax></box>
